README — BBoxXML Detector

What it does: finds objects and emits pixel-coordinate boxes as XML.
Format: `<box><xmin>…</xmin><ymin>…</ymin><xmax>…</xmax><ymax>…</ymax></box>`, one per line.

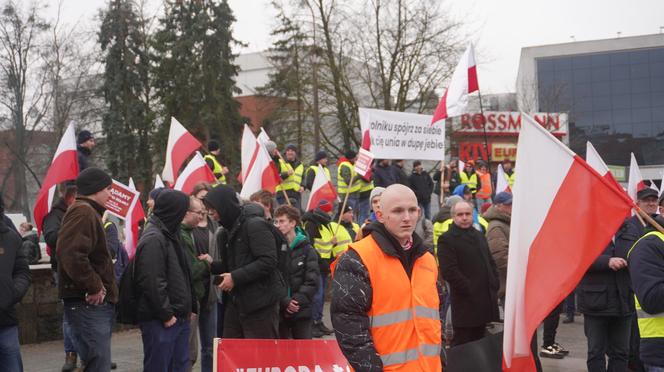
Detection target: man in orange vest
<box><xmin>331</xmin><ymin>184</ymin><xmax>443</xmax><ymax>371</ymax></box>
<box><xmin>475</xmin><ymin>161</ymin><xmax>493</xmax><ymax>211</ymax></box>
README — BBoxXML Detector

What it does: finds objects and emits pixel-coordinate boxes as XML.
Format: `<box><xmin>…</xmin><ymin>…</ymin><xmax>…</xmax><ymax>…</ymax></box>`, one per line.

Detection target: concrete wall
<box><xmin>17</xmin><ymin>265</ymin><xmax>63</xmax><ymax>344</ymax></box>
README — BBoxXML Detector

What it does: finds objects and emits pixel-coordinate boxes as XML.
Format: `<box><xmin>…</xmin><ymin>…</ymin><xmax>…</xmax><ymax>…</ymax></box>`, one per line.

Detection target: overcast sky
<box><xmin>48</xmin><ymin>0</ymin><xmax>664</xmax><ymax>94</ymax></box>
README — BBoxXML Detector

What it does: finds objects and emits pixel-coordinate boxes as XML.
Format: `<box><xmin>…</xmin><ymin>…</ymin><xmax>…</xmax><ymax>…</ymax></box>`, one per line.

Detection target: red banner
<box><xmin>214</xmin><ymin>339</ymin><xmax>351</xmax><ymax>372</ymax></box>
<box><xmin>105</xmin><ymin>180</ymin><xmax>140</xmax><ymax>220</ymax></box>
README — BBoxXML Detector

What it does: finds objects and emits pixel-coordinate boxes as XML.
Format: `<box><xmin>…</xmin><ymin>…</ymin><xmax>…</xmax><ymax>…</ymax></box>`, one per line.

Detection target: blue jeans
<box><xmin>63</xmin><ymin>313</ymin><xmax>76</xmax><ymax>353</ymax></box>
<box><xmin>0</xmin><ymin>326</ymin><xmax>23</xmax><ymax>372</ymax></box>
<box><xmin>419</xmin><ymin>201</ymin><xmax>431</xmax><ymax>220</ymax></box>
<box><xmin>312</xmin><ymin>273</ymin><xmax>328</xmax><ymax>322</ymax></box>
<box><xmin>358</xmin><ymin>197</ymin><xmax>370</xmax><ymax>224</ymax></box>
<box><xmin>198</xmin><ymin>303</ymin><xmax>217</xmax><ymax>372</ymax></box>
<box><xmin>645</xmin><ymin>365</ymin><xmax>664</xmax><ymax>372</ymax></box>
<box><xmin>64</xmin><ymin>302</ymin><xmax>114</xmax><ymax>372</ymax></box>
<box><xmin>140</xmin><ymin>318</ymin><xmax>190</xmax><ymax>372</ymax></box>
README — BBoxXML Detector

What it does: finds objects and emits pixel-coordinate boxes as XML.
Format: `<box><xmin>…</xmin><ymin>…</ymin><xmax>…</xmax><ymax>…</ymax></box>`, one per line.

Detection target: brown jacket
<box><xmin>57</xmin><ymin>197</ymin><xmax>118</xmax><ymax>303</ymax></box>
<box><xmin>484</xmin><ymin>205</ymin><xmax>511</xmax><ymax>299</ymax></box>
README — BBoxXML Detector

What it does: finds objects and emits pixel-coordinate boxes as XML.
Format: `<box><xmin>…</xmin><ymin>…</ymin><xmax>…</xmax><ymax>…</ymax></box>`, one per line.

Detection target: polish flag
<box><xmin>162</xmin><ymin>117</ymin><xmax>202</xmax><ymax>183</ymax></box>
<box><xmin>627</xmin><ymin>153</ymin><xmax>646</xmax><ymax>202</ymax></box>
<box><xmin>431</xmin><ymin>43</ymin><xmax>479</xmax><ymax>126</ymax></box>
<box><xmin>240</xmin><ymin>125</ymin><xmax>258</xmax><ymax>183</ymax></box>
<box><xmin>502</xmin><ymin>114</ymin><xmax>634</xmax><ymax>371</ymax></box>
<box><xmin>586</xmin><ymin>141</ymin><xmax>622</xmax><ymax>191</ymax></box>
<box><xmin>124</xmin><ymin>178</ymin><xmax>145</xmax><ymax>260</ymax></box>
<box><xmin>495</xmin><ymin>164</ymin><xmax>510</xmax><ymax>193</ymax></box>
<box><xmin>240</xmin><ymin>125</ymin><xmax>280</xmax><ymax>199</ymax></box>
<box><xmin>154</xmin><ymin>174</ymin><xmax>165</xmax><ymax>190</ymax></box>
<box><xmin>305</xmin><ymin>165</ymin><xmax>338</xmax><ymax>211</ymax></box>
<box><xmin>458</xmin><ymin>160</ymin><xmax>466</xmax><ymax>173</ymax></box>
<box><xmin>34</xmin><ymin>123</ymin><xmax>79</xmax><ymax>234</ymax></box>
<box><xmin>659</xmin><ymin>172</ymin><xmax>664</xmax><ymax>198</ymax></box>
<box><xmin>173</xmin><ymin>152</ymin><xmax>216</xmax><ymax>195</ymax></box>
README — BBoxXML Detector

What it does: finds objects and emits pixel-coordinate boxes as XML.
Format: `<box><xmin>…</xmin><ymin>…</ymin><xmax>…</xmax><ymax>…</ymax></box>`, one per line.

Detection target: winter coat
<box><xmin>627</xmin><ymin>231</ymin><xmax>664</xmax><ymax>367</ymax></box>
<box><xmin>209</xmin><ymin>202</ymin><xmax>283</xmax><ymax>315</ymax></box>
<box><xmin>331</xmin><ymin>222</ymin><xmax>442</xmax><ymax>371</ymax></box>
<box><xmin>103</xmin><ymin>221</ymin><xmax>128</xmax><ymax>283</ymax></box>
<box><xmin>281</xmin><ymin>229</ymin><xmax>320</xmax><ymax>321</ymax></box>
<box><xmin>302</xmin><ymin>208</ymin><xmax>334</xmax><ymax>273</ymax></box>
<box><xmin>0</xmin><ymin>216</ymin><xmax>31</xmax><ymax>327</ymax></box>
<box><xmin>391</xmin><ymin>164</ymin><xmax>410</xmax><ymax>187</ymax></box>
<box><xmin>415</xmin><ymin>215</ymin><xmax>434</xmax><ymax>253</ymax></box>
<box><xmin>21</xmin><ymin>230</ymin><xmax>41</xmax><ymax>264</ymax></box>
<box><xmin>57</xmin><ymin>197</ymin><xmax>118</xmax><ymax>303</ymax></box>
<box><xmin>484</xmin><ymin>205</ymin><xmax>511</xmax><ymax>299</ymax></box>
<box><xmin>43</xmin><ymin>198</ymin><xmax>68</xmax><ymax>271</ymax></box>
<box><xmin>615</xmin><ymin>215</ymin><xmax>646</xmax><ymax>254</ymax></box>
<box><xmin>409</xmin><ymin>171</ymin><xmax>434</xmax><ymax>204</ymax></box>
<box><xmin>135</xmin><ymin>215</ymin><xmax>196</xmax><ymax>322</ymax></box>
<box><xmin>439</xmin><ymin>222</ymin><xmax>500</xmax><ymax>328</ymax></box>
<box><xmin>181</xmin><ymin>223</ymin><xmax>211</xmax><ymax>304</ymax></box>
<box><xmin>578</xmin><ymin>242</ymin><xmax>634</xmax><ymax>317</ymax></box>
<box><xmin>76</xmin><ymin>146</ymin><xmax>91</xmax><ymax>170</ymax></box>
<box><xmin>373</xmin><ymin>163</ymin><xmax>397</xmax><ymax>188</ymax></box>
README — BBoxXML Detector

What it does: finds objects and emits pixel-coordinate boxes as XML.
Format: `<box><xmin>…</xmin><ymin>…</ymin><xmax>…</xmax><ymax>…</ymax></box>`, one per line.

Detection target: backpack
<box><xmin>241</xmin><ymin>216</ymin><xmax>289</xmax><ymax>299</ymax></box>
<box><xmin>116</xmin><ymin>246</ymin><xmax>143</xmax><ymax>325</ymax></box>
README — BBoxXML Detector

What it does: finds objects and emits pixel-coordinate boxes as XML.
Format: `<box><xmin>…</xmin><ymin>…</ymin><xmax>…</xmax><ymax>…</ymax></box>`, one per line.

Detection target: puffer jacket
<box><xmin>483</xmin><ymin>205</ymin><xmax>511</xmax><ymax>299</ymax></box>
<box><xmin>280</xmin><ymin>228</ymin><xmax>320</xmax><ymax>320</ymax></box>
<box><xmin>0</xmin><ymin>216</ymin><xmax>31</xmax><ymax>327</ymax></box>
<box><xmin>43</xmin><ymin>198</ymin><xmax>68</xmax><ymax>271</ymax></box>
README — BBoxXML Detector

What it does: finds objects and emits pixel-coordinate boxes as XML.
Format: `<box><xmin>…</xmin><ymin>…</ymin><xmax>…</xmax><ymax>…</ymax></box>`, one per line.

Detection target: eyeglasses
<box><xmin>188</xmin><ymin>209</ymin><xmax>205</xmax><ymax>216</ymax></box>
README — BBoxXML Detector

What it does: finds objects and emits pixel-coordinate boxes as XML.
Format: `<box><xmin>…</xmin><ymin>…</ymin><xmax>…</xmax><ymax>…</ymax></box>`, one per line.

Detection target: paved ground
<box><xmin>22</xmin><ymin>309</ymin><xmax>588</xmax><ymax>372</ymax></box>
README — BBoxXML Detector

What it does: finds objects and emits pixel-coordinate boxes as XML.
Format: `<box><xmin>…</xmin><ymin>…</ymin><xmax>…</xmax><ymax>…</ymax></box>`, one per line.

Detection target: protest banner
<box><xmin>105</xmin><ymin>179</ymin><xmax>140</xmax><ymax>220</ymax></box>
<box><xmin>354</xmin><ymin>148</ymin><xmax>374</xmax><ymax>177</ymax></box>
<box><xmin>213</xmin><ymin>339</ymin><xmax>351</xmax><ymax>372</ymax></box>
<box><xmin>359</xmin><ymin>107</ymin><xmax>444</xmax><ymax>161</ymax></box>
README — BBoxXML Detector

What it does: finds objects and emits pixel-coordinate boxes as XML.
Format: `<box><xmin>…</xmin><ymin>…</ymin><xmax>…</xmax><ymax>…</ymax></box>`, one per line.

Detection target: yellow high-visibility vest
<box><xmin>203</xmin><ymin>154</ymin><xmax>226</xmax><ymax>184</ymax></box>
<box><xmin>337</xmin><ymin>161</ymin><xmax>360</xmax><ymax>194</ymax></box>
<box><xmin>628</xmin><ymin>231</ymin><xmax>664</xmax><ymax>339</ymax></box>
<box><xmin>276</xmin><ymin>159</ymin><xmax>303</xmax><ymax>192</ymax></box>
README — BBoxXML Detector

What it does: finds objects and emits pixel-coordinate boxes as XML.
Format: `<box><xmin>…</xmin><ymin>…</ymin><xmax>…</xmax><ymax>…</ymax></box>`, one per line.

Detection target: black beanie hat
<box><xmin>345</xmin><ymin>149</ymin><xmax>357</xmax><ymax>159</ymax></box>
<box><xmin>77</xmin><ymin>130</ymin><xmax>93</xmax><ymax>144</ymax></box>
<box><xmin>149</xmin><ymin>187</ymin><xmax>165</xmax><ymax>201</ymax></box>
<box><xmin>315</xmin><ymin>151</ymin><xmax>328</xmax><ymax>162</ymax></box>
<box><xmin>76</xmin><ymin>167</ymin><xmax>112</xmax><ymax>196</ymax></box>
<box><xmin>285</xmin><ymin>143</ymin><xmax>298</xmax><ymax>153</ymax></box>
<box><xmin>208</xmin><ymin>140</ymin><xmax>220</xmax><ymax>152</ymax></box>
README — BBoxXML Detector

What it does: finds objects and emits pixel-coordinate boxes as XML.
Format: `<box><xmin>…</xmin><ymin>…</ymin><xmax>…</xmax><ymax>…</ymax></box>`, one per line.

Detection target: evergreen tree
<box><xmin>99</xmin><ymin>0</ymin><xmax>154</xmax><ymax>190</ymax></box>
<box><xmin>152</xmin><ymin>0</ymin><xmax>243</xmax><ymax>176</ymax></box>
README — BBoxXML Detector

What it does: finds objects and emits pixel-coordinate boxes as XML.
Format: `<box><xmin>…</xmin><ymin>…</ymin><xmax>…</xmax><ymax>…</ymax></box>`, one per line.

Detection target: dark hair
<box><xmin>274</xmin><ymin>205</ymin><xmax>301</xmax><ymax>225</ymax></box>
<box><xmin>191</xmin><ymin>182</ymin><xmax>212</xmax><ymax>197</ymax></box>
<box><xmin>0</xmin><ymin>191</ymin><xmax>4</xmax><ymax>215</ymax></box>
<box><xmin>250</xmin><ymin>189</ymin><xmax>274</xmax><ymax>210</ymax></box>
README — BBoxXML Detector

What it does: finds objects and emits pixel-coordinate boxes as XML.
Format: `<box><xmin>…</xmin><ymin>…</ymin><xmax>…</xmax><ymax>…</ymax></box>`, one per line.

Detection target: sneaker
<box><xmin>562</xmin><ymin>314</ymin><xmax>574</xmax><ymax>324</ymax></box>
<box><xmin>552</xmin><ymin>342</ymin><xmax>570</xmax><ymax>356</ymax></box>
<box><xmin>540</xmin><ymin>345</ymin><xmax>564</xmax><ymax>359</ymax></box>
<box><xmin>62</xmin><ymin>352</ymin><xmax>77</xmax><ymax>372</ymax></box>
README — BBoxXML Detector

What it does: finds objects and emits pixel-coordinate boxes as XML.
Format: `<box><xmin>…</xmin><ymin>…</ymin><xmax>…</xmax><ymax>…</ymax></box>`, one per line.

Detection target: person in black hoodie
<box><xmin>0</xmin><ymin>193</ymin><xmax>31</xmax><ymax>371</ymax></box>
<box><xmin>409</xmin><ymin>161</ymin><xmax>434</xmax><ymax>220</ymax></box>
<box><xmin>203</xmin><ymin>185</ymin><xmax>283</xmax><ymax>339</ymax></box>
<box><xmin>373</xmin><ymin>159</ymin><xmax>397</xmax><ymax>188</ymax></box>
<box><xmin>76</xmin><ymin>130</ymin><xmax>95</xmax><ymax>170</ymax></box>
<box><xmin>135</xmin><ymin>189</ymin><xmax>197</xmax><ymax>372</ymax></box>
<box><xmin>391</xmin><ymin>159</ymin><xmax>410</xmax><ymax>187</ymax></box>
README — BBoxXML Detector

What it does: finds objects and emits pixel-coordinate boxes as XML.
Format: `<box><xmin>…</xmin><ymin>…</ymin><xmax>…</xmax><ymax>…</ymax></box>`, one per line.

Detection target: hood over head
<box><xmin>204</xmin><ymin>185</ymin><xmax>241</xmax><ymax>229</ymax></box>
<box><xmin>153</xmin><ymin>189</ymin><xmax>190</xmax><ymax>233</ymax></box>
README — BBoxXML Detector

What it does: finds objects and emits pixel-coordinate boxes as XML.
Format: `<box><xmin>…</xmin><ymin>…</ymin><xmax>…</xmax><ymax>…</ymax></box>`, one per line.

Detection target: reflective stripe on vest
<box><xmin>352</xmin><ymin>235</ymin><xmax>441</xmax><ymax>371</ymax></box>
<box><xmin>313</xmin><ymin>224</ymin><xmax>335</xmax><ymax>259</ymax></box>
<box><xmin>628</xmin><ymin>231</ymin><xmax>664</xmax><ymax>339</ymax></box>
<box><xmin>459</xmin><ymin>171</ymin><xmax>478</xmax><ymax>192</ymax></box>
<box><xmin>337</xmin><ymin>161</ymin><xmax>361</xmax><ymax>194</ymax></box>
<box><xmin>357</xmin><ymin>177</ymin><xmax>374</xmax><ymax>193</ymax></box>
<box><xmin>330</xmin><ymin>222</ymin><xmax>352</xmax><ymax>257</ymax></box>
<box><xmin>505</xmin><ymin>171</ymin><xmax>516</xmax><ymax>188</ymax></box>
<box><xmin>308</xmin><ymin>165</ymin><xmax>331</xmax><ymax>181</ymax></box>
<box><xmin>276</xmin><ymin>160</ymin><xmax>303</xmax><ymax>192</ymax></box>
<box><xmin>203</xmin><ymin>154</ymin><xmax>226</xmax><ymax>184</ymax></box>
<box><xmin>476</xmin><ymin>171</ymin><xmax>492</xmax><ymax>199</ymax></box>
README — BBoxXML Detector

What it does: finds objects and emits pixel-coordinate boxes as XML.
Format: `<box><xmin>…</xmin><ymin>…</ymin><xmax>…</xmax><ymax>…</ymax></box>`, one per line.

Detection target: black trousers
<box><xmin>279</xmin><ymin>317</ymin><xmax>313</xmax><ymax>339</ymax></box>
<box><xmin>542</xmin><ymin>302</ymin><xmax>563</xmax><ymax>347</ymax></box>
<box><xmin>452</xmin><ymin>326</ymin><xmax>486</xmax><ymax>347</ymax></box>
<box><xmin>222</xmin><ymin>302</ymin><xmax>279</xmax><ymax>339</ymax></box>
<box><xmin>583</xmin><ymin>314</ymin><xmax>631</xmax><ymax>372</ymax></box>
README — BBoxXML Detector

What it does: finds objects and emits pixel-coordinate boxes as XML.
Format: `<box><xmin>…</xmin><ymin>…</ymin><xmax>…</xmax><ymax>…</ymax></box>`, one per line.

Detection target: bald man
<box><xmin>331</xmin><ymin>185</ymin><xmax>443</xmax><ymax>371</ymax></box>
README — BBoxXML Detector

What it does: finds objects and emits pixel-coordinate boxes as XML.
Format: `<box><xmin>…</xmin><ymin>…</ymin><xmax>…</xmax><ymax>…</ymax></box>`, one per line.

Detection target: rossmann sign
<box><xmin>452</xmin><ymin>111</ymin><xmax>568</xmax><ymax>137</ymax></box>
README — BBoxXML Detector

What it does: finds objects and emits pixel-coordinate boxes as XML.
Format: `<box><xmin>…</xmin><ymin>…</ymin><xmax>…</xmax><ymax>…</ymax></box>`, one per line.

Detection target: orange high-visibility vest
<box><xmin>351</xmin><ymin>235</ymin><xmax>442</xmax><ymax>371</ymax></box>
<box><xmin>476</xmin><ymin>171</ymin><xmax>493</xmax><ymax>199</ymax></box>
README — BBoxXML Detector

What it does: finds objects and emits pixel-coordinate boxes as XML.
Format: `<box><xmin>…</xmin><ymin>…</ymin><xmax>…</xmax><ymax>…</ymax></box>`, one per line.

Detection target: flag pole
<box><xmin>635</xmin><ymin>206</ymin><xmax>664</xmax><ymax>234</ymax></box>
<box><xmin>476</xmin><ymin>91</ymin><xmax>492</xmax><ymax>170</ymax></box>
<box><xmin>334</xmin><ymin>174</ymin><xmax>355</xmax><ymax>236</ymax></box>
<box><xmin>273</xmin><ymin>149</ymin><xmax>293</xmax><ymax>207</ymax></box>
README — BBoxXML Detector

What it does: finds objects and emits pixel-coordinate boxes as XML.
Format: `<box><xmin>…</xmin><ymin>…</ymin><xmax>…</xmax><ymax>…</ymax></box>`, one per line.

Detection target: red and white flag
<box><xmin>627</xmin><ymin>152</ymin><xmax>646</xmax><ymax>202</ymax></box>
<box><xmin>495</xmin><ymin>164</ymin><xmax>510</xmax><ymax>193</ymax></box>
<box><xmin>173</xmin><ymin>152</ymin><xmax>216</xmax><ymax>195</ymax></box>
<box><xmin>240</xmin><ymin>125</ymin><xmax>258</xmax><ymax>183</ymax></box>
<box><xmin>659</xmin><ymin>172</ymin><xmax>664</xmax><ymax>198</ymax></box>
<box><xmin>586</xmin><ymin>141</ymin><xmax>622</xmax><ymax>190</ymax></box>
<box><xmin>154</xmin><ymin>174</ymin><xmax>165</xmax><ymax>190</ymax></box>
<box><xmin>502</xmin><ymin>114</ymin><xmax>634</xmax><ymax>371</ymax></box>
<box><xmin>305</xmin><ymin>165</ymin><xmax>338</xmax><ymax>212</ymax></box>
<box><xmin>34</xmin><ymin>123</ymin><xmax>79</xmax><ymax>234</ymax></box>
<box><xmin>458</xmin><ymin>160</ymin><xmax>466</xmax><ymax>173</ymax></box>
<box><xmin>240</xmin><ymin>125</ymin><xmax>280</xmax><ymax>198</ymax></box>
<box><xmin>124</xmin><ymin>178</ymin><xmax>145</xmax><ymax>260</ymax></box>
<box><xmin>431</xmin><ymin>43</ymin><xmax>479</xmax><ymax>126</ymax></box>
<box><xmin>162</xmin><ymin>117</ymin><xmax>202</xmax><ymax>183</ymax></box>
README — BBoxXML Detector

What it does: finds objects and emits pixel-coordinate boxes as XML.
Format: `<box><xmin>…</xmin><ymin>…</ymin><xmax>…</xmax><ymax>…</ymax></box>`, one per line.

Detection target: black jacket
<box><xmin>439</xmin><ymin>222</ymin><xmax>500</xmax><ymax>327</ymax></box>
<box><xmin>391</xmin><ymin>164</ymin><xmax>410</xmax><ymax>187</ymax></box>
<box><xmin>0</xmin><ymin>216</ymin><xmax>31</xmax><ymax>327</ymax></box>
<box><xmin>628</xmin><ymin>231</ymin><xmax>664</xmax><ymax>367</ymax></box>
<box><xmin>578</xmin><ymin>242</ymin><xmax>634</xmax><ymax>316</ymax></box>
<box><xmin>135</xmin><ymin>215</ymin><xmax>196</xmax><ymax>322</ymax></box>
<box><xmin>43</xmin><ymin>198</ymin><xmax>68</xmax><ymax>271</ymax></box>
<box><xmin>373</xmin><ymin>163</ymin><xmax>396</xmax><ymax>188</ymax></box>
<box><xmin>615</xmin><ymin>215</ymin><xmax>646</xmax><ymax>255</ymax></box>
<box><xmin>302</xmin><ymin>209</ymin><xmax>333</xmax><ymax>274</ymax></box>
<box><xmin>331</xmin><ymin>222</ymin><xmax>442</xmax><ymax>372</ymax></box>
<box><xmin>409</xmin><ymin>171</ymin><xmax>434</xmax><ymax>204</ymax></box>
<box><xmin>209</xmin><ymin>202</ymin><xmax>283</xmax><ymax>315</ymax></box>
<box><xmin>281</xmin><ymin>232</ymin><xmax>320</xmax><ymax>321</ymax></box>
<box><xmin>76</xmin><ymin>146</ymin><xmax>91</xmax><ymax>170</ymax></box>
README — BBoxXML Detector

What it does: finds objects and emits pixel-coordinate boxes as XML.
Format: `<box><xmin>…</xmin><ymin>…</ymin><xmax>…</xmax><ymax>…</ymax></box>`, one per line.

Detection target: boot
<box><xmin>316</xmin><ymin>320</ymin><xmax>334</xmax><ymax>335</ymax></box>
<box><xmin>312</xmin><ymin>322</ymin><xmax>325</xmax><ymax>338</ymax></box>
<box><xmin>61</xmin><ymin>352</ymin><xmax>77</xmax><ymax>372</ymax></box>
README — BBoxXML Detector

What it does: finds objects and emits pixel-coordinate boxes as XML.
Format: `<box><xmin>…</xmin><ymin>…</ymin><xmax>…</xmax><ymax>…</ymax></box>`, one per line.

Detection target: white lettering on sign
<box><xmin>235</xmin><ymin>367</ymin><xmax>327</xmax><ymax>372</ymax></box>
<box><xmin>452</xmin><ymin>111</ymin><xmax>568</xmax><ymax>136</ymax></box>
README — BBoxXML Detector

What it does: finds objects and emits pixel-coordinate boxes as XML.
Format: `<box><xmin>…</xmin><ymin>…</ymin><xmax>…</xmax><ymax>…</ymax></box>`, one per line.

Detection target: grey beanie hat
<box><xmin>370</xmin><ymin>187</ymin><xmax>386</xmax><ymax>203</ymax></box>
<box><xmin>444</xmin><ymin>195</ymin><xmax>463</xmax><ymax>208</ymax></box>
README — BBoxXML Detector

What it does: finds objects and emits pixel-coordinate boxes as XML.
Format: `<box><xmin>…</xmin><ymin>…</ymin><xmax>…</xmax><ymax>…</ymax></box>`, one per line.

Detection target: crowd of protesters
<box><xmin>1</xmin><ymin>132</ymin><xmax>664</xmax><ymax>372</ymax></box>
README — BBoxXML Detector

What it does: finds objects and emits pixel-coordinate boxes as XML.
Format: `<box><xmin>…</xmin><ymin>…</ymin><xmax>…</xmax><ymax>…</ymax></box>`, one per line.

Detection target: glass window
<box><xmin>592</xmin><ymin>81</ymin><xmax>611</xmax><ymax>96</ymax></box>
<box><xmin>630</xmin><ymin>63</ymin><xmax>650</xmax><ymax>79</ymax></box>
<box><xmin>591</xmin><ymin>67</ymin><xmax>611</xmax><ymax>82</ymax></box>
<box><xmin>650</xmin><ymin>48</ymin><xmax>664</xmax><ymax>62</ymax></box>
<box><xmin>593</xmin><ymin>95</ymin><xmax>611</xmax><ymax>110</ymax></box>
<box><xmin>572</xmin><ymin>55</ymin><xmax>592</xmax><ymax>68</ymax></box>
<box><xmin>611</xmin><ymin>94</ymin><xmax>632</xmax><ymax>110</ymax></box>
<box><xmin>538</xmin><ymin>59</ymin><xmax>555</xmax><ymax>72</ymax></box>
<box><xmin>651</xmin><ymin>106</ymin><xmax>664</xmax><ymax>119</ymax></box>
<box><xmin>650</xmin><ymin>62</ymin><xmax>664</xmax><ymax>77</ymax></box>
<box><xmin>613</xmin><ymin>123</ymin><xmax>633</xmax><ymax>134</ymax></box>
<box><xmin>574</xmin><ymin>83</ymin><xmax>593</xmax><ymax>98</ymax></box>
<box><xmin>651</xmin><ymin>77</ymin><xmax>664</xmax><ymax>93</ymax></box>
<box><xmin>591</xmin><ymin>53</ymin><xmax>611</xmax><ymax>67</ymax></box>
<box><xmin>611</xmin><ymin>80</ymin><xmax>630</xmax><ymax>95</ymax></box>
<box><xmin>652</xmin><ymin>92</ymin><xmax>664</xmax><ymax>106</ymax></box>
<box><xmin>554</xmin><ymin>57</ymin><xmax>572</xmax><ymax>71</ymax></box>
<box><xmin>611</xmin><ymin>52</ymin><xmax>631</xmax><ymax>66</ymax></box>
<box><xmin>631</xmin><ymin>78</ymin><xmax>651</xmax><ymax>94</ymax></box>
<box><xmin>611</xmin><ymin>64</ymin><xmax>630</xmax><ymax>80</ymax></box>
<box><xmin>594</xmin><ymin>110</ymin><xmax>612</xmax><ymax>125</ymax></box>
<box><xmin>573</xmin><ymin>67</ymin><xmax>592</xmax><ymax>83</ymax></box>
<box><xmin>654</xmin><ymin>122</ymin><xmax>664</xmax><ymax>136</ymax></box>
<box><xmin>631</xmin><ymin>108</ymin><xmax>652</xmax><ymax>123</ymax></box>
<box><xmin>612</xmin><ymin>109</ymin><xmax>631</xmax><ymax>124</ymax></box>
<box><xmin>574</xmin><ymin>96</ymin><xmax>593</xmax><ymax>111</ymax></box>
<box><xmin>630</xmin><ymin>50</ymin><xmax>650</xmax><ymax>64</ymax></box>
<box><xmin>632</xmin><ymin>93</ymin><xmax>652</xmax><ymax>109</ymax></box>
<box><xmin>554</xmin><ymin>70</ymin><xmax>573</xmax><ymax>85</ymax></box>
<box><xmin>573</xmin><ymin>111</ymin><xmax>593</xmax><ymax>125</ymax></box>
<box><xmin>633</xmin><ymin>123</ymin><xmax>652</xmax><ymax>138</ymax></box>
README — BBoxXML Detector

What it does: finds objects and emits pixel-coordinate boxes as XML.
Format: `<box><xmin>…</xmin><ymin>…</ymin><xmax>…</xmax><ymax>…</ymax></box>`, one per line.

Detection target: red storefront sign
<box><xmin>459</xmin><ymin>142</ymin><xmax>517</xmax><ymax>162</ymax></box>
<box><xmin>214</xmin><ymin>339</ymin><xmax>351</xmax><ymax>372</ymax></box>
<box><xmin>452</xmin><ymin>112</ymin><xmax>568</xmax><ymax>137</ymax></box>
